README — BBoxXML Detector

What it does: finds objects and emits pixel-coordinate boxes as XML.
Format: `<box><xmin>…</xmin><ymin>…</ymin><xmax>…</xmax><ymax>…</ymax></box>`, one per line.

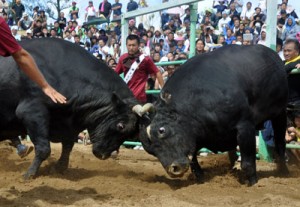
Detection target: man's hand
<box><xmin>42</xmin><ymin>85</ymin><xmax>67</xmax><ymax>104</ymax></box>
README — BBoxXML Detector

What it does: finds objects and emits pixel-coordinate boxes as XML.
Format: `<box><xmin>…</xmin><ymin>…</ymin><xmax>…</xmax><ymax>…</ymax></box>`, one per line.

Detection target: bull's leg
<box><xmin>237</xmin><ymin>120</ymin><xmax>257</xmax><ymax>186</ymax></box>
<box><xmin>16</xmin><ymin>101</ymin><xmax>50</xmax><ymax>179</ymax></box>
<box><xmin>55</xmin><ymin>140</ymin><xmax>75</xmax><ymax>173</ymax></box>
<box><xmin>228</xmin><ymin>150</ymin><xmax>238</xmax><ymax>169</ymax></box>
<box><xmin>190</xmin><ymin>153</ymin><xmax>204</xmax><ymax>183</ymax></box>
<box><xmin>271</xmin><ymin>110</ymin><xmax>289</xmax><ymax>175</ymax></box>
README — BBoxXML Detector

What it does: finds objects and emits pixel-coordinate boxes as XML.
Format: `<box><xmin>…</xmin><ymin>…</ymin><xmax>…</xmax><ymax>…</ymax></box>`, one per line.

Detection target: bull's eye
<box><xmin>158</xmin><ymin>127</ymin><xmax>165</xmax><ymax>135</ymax></box>
<box><xmin>117</xmin><ymin>122</ymin><xmax>125</xmax><ymax>131</ymax></box>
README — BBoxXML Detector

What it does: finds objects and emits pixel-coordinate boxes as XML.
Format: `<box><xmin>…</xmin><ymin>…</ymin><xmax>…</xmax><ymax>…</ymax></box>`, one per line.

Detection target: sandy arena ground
<box><xmin>0</xmin><ymin>141</ymin><xmax>300</xmax><ymax>207</ymax></box>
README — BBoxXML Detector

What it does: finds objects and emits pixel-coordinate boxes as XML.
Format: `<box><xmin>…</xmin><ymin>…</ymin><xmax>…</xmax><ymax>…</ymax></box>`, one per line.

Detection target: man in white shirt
<box><xmin>11</xmin><ymin>25</ymin><xmax>21</xmax><ymax>41</ymax></box>
<box><xmin>240</xmin><ymin>1</ymin><xmax>254</xmax><ymax>22</ymax></box>
<box><xmin>64</xmin><ymin>30</ymin><xmax>74</xmax><ymax>43</ymax></box>
<box><xmin>85</xmin><ymin>1</ymin><xmax>97</xmax><ymax>22</ymax></box>
<box><xmin>218</xmin><ymin>11</ymin><xmax>231</xmax><ymax>34</ymax></box>
<box><xmin>97</xmin><ymin>39</ymin><xmax>110</xmax><ymax>60</ymax></box>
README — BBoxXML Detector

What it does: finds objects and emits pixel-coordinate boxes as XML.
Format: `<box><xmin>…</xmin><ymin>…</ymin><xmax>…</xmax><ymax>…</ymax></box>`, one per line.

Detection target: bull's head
<box><xmin>83</xmin><ymin>93</ymin><xmax>154</xmax><ymax>160</ymax></box>
<box><xmin>139</xmin><ymin>93</ymin><xmax>197</xmax><ymax>178</ymax></box>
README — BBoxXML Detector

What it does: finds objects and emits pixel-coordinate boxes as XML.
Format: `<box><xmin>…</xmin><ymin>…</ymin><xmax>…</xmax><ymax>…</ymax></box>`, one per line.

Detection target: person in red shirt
<box><xmin>0</xmin><ymin>17</ymin><xmax>67</xmax><ymax>157</ymax></box>
<box><xmin>115</xmin><ymin>34</ymin><xmax>164</xmax><ymax>103</ymax></box>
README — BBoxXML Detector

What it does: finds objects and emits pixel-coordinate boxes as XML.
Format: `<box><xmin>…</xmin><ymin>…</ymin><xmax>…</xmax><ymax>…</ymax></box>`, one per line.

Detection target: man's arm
<box><xmin>12</xmin><ymin>49</ymin><xmax>66</xmax><ymax>104</ymax></box>
<box><xmin>155</xmin><ymin>71</ymin><xmax>164</xmax><ymax>89</ymax></box>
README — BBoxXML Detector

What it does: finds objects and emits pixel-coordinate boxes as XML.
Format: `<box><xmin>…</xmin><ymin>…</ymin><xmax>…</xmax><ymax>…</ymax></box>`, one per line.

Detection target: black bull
<box><xmin>138</xmin><ymin>45</ymin><xmax>289</xmax><ymax>186</ymax></box>
<box><xmin>0</xmin><ymin>38</ymin><xmax>150</xmax><ymax>179</ymax></box>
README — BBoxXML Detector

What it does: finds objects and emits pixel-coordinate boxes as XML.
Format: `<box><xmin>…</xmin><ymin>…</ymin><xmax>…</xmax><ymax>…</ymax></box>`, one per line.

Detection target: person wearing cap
<box><xmin>11</xmin><ymin>0</ymin><xmax>24</xmax><ymax>23</ymax></box>
<box><xmin>69</xmin><ymin>1</ymin><xmax>79</xmax><ymax>20</ymax></box>
<box><xmin>115</xmin><ymin>34</ymin><xmax>164</xmax><ymax>103</ymax></box>
<box><xmin>18</xmin><ymin>12</ymin><xmax>33</xmax><ymax>31</ymax></box>
<box><xmin>11</xmin><ymin>25</ymin><xmax>21</xmax><ymax>41</ymax></box>
<box><xmin>218</xmin><ymin>11</ymin><xmax>231</xmax><ymax>34</ymax></box>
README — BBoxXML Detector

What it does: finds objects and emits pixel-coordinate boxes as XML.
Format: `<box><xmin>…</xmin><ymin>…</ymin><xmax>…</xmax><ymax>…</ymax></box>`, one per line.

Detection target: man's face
<box><xmin>12</xmin><ymin>29</ymin><xmax>17</xmax><ymax>35</ymax></box>
<box><xmin>126</xmin><ymin>39</ymin><xmax>139</xmax><ymax>56</ymax></box>
<box><xmin>283</xmin><ymin>42</ymin><xmax>299</xmax><ymax>61</ymax></box>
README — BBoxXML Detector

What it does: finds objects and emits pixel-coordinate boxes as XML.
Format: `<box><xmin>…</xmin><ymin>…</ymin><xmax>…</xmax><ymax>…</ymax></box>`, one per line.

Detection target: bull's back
<box><xmin>163</xmin><ymin>45</ymin><xmax>287</xmax><ymax>123</ymax></box>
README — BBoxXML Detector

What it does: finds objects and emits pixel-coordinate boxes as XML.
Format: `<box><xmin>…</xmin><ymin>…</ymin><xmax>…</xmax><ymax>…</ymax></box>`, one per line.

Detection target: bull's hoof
<box><xmin>55</xmin><ymin>161</ymin><xmax>68</xmax><ymax>174</ymax></box>
<box><xmin>192</xmin><ymin>170</ymin><xmax>204</xmax><ymax>183</ymax></box>
<box><xmin>247</xmin><ymin>176</ymin><xmax>258</xmax><ymax>186</ymax></box>
<box><xmin>23</xmin><ymin>172</ymin><xmax>35</xmax><ymax>180</ymax></box>
<box><xmin>277</xmin><ymin>163</ymin><xmax>289</xmax><ymax>177</ymax></box>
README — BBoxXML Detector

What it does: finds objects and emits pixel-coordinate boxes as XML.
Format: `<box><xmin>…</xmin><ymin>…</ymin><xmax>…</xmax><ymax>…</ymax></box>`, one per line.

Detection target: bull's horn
<box><xmin>146</xmin><ymin>125</ymin><xmax>151</xmax><ymax>140</ymax></box>
<box><xmin>132</xmin><ymin>104</ymin><xmax>143</xmax><ymax>117</ymax></box>
<box><xmin>188</xmin><ymin>155</ymin><xmax>193</xmax><ymax>162</ymax></box>
<box><xmin>160</xmin><ymin>92</ymin><xmax>172</xmax><ymax>104</ymax></box>
<box><xmin>141</xmin><ymin>103</ymin><xmax>155</xmax><ymax>113</ymax></box>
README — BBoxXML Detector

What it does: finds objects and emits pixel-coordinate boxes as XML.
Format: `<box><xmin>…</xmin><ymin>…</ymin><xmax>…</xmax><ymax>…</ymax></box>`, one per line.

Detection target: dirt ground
<box><xmin>0</xmin><ymin>141</ymin><xmax>300</xmax><ymax>207</ymax></box>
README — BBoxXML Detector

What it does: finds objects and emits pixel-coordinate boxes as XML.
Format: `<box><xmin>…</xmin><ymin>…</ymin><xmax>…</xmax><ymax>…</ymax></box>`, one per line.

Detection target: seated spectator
<box><xmin>175</xmin><ymin>36</ymin><xmax>186</xmax><ymax>54</ymax></box>
<box><xmin>277</xmin><ymin>37</ymin><xmax>284</xmax><ymax>60</ymax></box>
<box><xmin>139</xmin><ymin>39</ymin><xmax>150</xmax><ymax>56</ymax></box>
<box><xmin>11</xmin><ymin>25</ymin><xmax>21</xmax><ymax>41</ymax></box>
<box><xmin>257</xmin><ymin>29</ymin><xmax>266</xmax><ymax>46</ymax></box>
<box><xmin>283</xmin><ymin>38</ymin><xmax>300</xmax><ymax>74</ymax></box>
<box><xmin>153</xmin><ymin>43</ymin><xmax>163</xmax><ymax>57</ymax></box>
<box><xmin>250</xmin><ymin>7</ymin><xmax>266</xmax><ymax>23</ymax></box>
<box><xmin>18</xmin><ymin>13</ymin><xmax>33</xmax><ymax>31</ymax></box>
<box><xmin>37</xmin><ymin>10</ymin><xmax>47</xmax><ymax>28</ymax></box>
<box><xmin>282</xmin><ymin>16</ymin><xmax>300</xmax><ymax>42</ymax></box>
<box><xmin>137</xmin><ymin>23</ymin><xmax>146</xmax><ymax>37</ymax></box>
<box><xmin>217</xmin><ymin>35</ymin><xmax>227</xmax><ymax>46</ymax></box>
<box><xmin>218</xmin><ymin>11</ymin><xmax>231</xmax><ymax>35</ymax></box>
<box><xmin>236</xmin><ymin>22</ymin><xmax>245</xmax><ymax>36</ymax></box>
<box><xmin>240</xmin><ymin>1</ymin><xmax>254</xmax><ymax>24</ymax></box>
<box><xmin>98</xmin><ymin>29</ymin><xmax>108</xmax><ymax>43</ymax></box>
<box><xmin>152</xmin><ymin>29</ymin><xmax>164</xmax><ymax>44</ymax></box>
<box><xmin>32</xmin><ymin>19</ymin><xmax>43</xmax><ymax>38</ymax></box>
<box><xmin>195</xmin><ymin>39</ymin><xmax>207</xmax><ymax>55</ymax></box>
<box><xmin>225</xmin><ymin>28</ymin><xmax>236</xmax><ymax>44</ymax></box>
<box><xmin>41</xmin><ymin>27</ymin><xmax>50</xmax><ymax>38</ymax></box>
<box><xmin>228</xmin><ymin>3</ymin><xmax>239</xmax><ymax>19</ymax></box>
<box><xmin>57</xmin><ymin>12</ymin><xmax>67</xmax><ymax>31</ymax></box>
<box><xmin>163</xmin><ymin>19</ymin><xmax>177</xmax><ymax>34</ymax></box>
<box><xmin>173</xmin><ymin>14</ymin><xmax>182</xmax><ymax>30</ymax></box>
<box><xmin>128</xmin><ymin>19</ymin><xmax>136</xmax><ymax>32</ymax></box>
<box><xmin>50</xmin><ymin>28</ymin><xmax>58</xmax><ymax>38</ymax></box>
<box><xmin>201</xmin><ymin>8</ymin><xmax>218</xmax><ymax>29</ymax></box>
<box><xmin>21</xmin><ymin>29</ymin><xmax>33</xmax><ymax>40</ymax></box>
<box><xmin>74</xmin><ymin>34</ymin><xmax>84</xmax><ymax>46</ymax></box>
<box><xmin>97</xmin><ymin>39</ymin><xmax>110</xmax><ymax>60</ymax></box>
<box><xmin>285</xmin><ymin>111</ymin><xmax>300</xmax><ymax>163</ymax></box>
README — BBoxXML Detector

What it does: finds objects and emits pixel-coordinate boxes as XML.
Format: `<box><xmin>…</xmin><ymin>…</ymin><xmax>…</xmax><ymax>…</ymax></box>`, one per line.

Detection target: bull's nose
<box><xmin>167</xmin><ymin>163</ymin><xmax>189</xmax><ymax>177</ymax></box>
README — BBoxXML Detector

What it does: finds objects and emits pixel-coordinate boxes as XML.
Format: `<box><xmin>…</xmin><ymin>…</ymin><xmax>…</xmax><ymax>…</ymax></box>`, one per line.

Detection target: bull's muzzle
<box><xmin>166</xmin><ymin>162</ymin><xmax>189</xmax><ymax>178</ymax></box>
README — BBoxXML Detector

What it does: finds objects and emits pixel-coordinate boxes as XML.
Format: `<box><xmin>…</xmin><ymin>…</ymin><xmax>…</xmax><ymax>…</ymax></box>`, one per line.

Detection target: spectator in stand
<box><xmin>98</xmin><ymin>29</ymin><xmax>109</xmax><ymax>43</ymax></box>
<box><xmin>99</xmin><ymin>0</ymin><xmax>112</xmax><ymax>19</ymax></box>
<box><xmin>114</xmin><ymin>20</ymin><xmax>121</xmax><ymax>37</ymax></box>
<box><xmin>240</xmin><ymin>2</ymin><xmax>254</xmax><ymax>24</ymax></box>
<box><xmin>175</xmin><ymin>36</ymin><xmax>186</xmax><ymax>54</ymax></box>
<box><xmin>225</xmin><ymin>28</ymin><xmax>236</xmax><ymax>44</ymax></box>
<box><xmin>128</xmin><ymin>18</ymin><xmax>136</xmax><ymax>32</ymax></box>
<box><xmin>235</xmin><ymin>22</ymin><xmax>245</xmax><ymax>36</ymax></box>
<box><xmin>139</xmin><ymin>39</ymin><xmax>150</xmax><ymax>56</ymax></box>
<box><xmin>160</xmin><ymin>8</ymin><xmax>169</xmax><ymax>29</ymax></box>
<box><xmin>85</xmin><ymin>1</ymin><xmax>97</xmax><ymax>22</ymax></box>
<box><xmin>38</xmin><ymin>10</ymin><xmax>47</xmax><ymax>28</ymax></box>
<box><xmin>282</xmin><ymin>16</ymin><xmax>300</xmax><ymax>42</ymax></box>
<box><xmin>97</xmin><ymin>39</ymin><xmax>110</xmax><ymax>61</ymax></box>
<box><xmin>285</xmin><ymin>111</ymin><xmax>300</xmax><ymax>163</ymax></box>
<box><xmin>57</xmin><ymin>12</ymin><xmax>66</xmax><ymax>31</ymax></box>
<box><xmin>278</xmin><ymin>9</ymin><xmax>288</xmax><ymax>29</ymax></box>
<box><xmin>32</xmin><ymin>6</ymin><xmax>39</xmax><ymax>21</ymax></box>
<box><xmin>74</xmin><ymin>34</ymin><xmax>84</xmax><ymax>46</ymax></box>
<box><xmin>163</xmin><ymin>19</ymin><xmax>177</xmax><ymax>34</ymax></box>
<box><xmin>218</xmin><ymin>11</ymin><xmax>231</xmax><ymax>35</ymax></box>
<box><xmin>50</xmin><ymin>28</ymin><xmax>58</xmax><ymax>38</ymax></box>
<box><xmin>173</xmin><ymin>14</ymin><xmax>182</xmax><ymax>30</ymax></box>
<box><xmin>112</xmin><ymin>42</ymin><xmax>121</xmax><ymax>61</ymax></box>
<box><xmin>277</xmin><ymin>37</ymin><xmax>284</xmax><ymax>60</ymax></box>
<box><xmin>127</xmin><ymin>0</ymin><xmax>138</xmax><ymax>12</ymax></box>
<box><xmin>69</xmin><ymin>1</ymin><xmax>79</xmax><ymax>20</ymax></box>
<box><xmin>229</xmin><ymin>0</ymin><xmax>243</xmax><ymax>15</ymax></box>
<box><xmin>115</xmin><ymin>34</ymin><xmax>164</xmax><ymax>103</ymax></box>
<box><xmin>257</xmin><ymin>29</ymin><xmax>266</xmax><ymax>46</ymax></box>
<box><xmin>64</xmin><ymin>30</ymin><xmax>74</xmax><ymax>42</ymax></box>
<box><xmin>32</xmin><ymin>19</ymin><xmax>43</xmax><ymax>38</ymax></box>
<box><xmin>228</xmin><ymin>3</ymin><xmax>239</xmax><ymax>19</ymax></box>
<box><xmin>217</xmin><ymin>35</ymin><xmax>227</xmax><ymax>46</ymax></box>
<box><xmin>18</xmin><ymin>13</ymin><xmax>33</xmax><ymax>31</ymax></box>
<box><xmin>0</xmin><ymin>0</ymin><xmax>9</xmax><ymax>17</ymax></box>
<box><xmin>41</xmin><ymin>27</ymin><xmax>49</xmax><ymax>38</ymax></box>
<box><xmin>232</xmin><ymin>18</ymin><xmax>241</xmax><ymax>34</ymax></box>
<box><xmin>251</xmin><ymin>7</ymin><xmax>266</xmax><ymax>23</ymax></box>
<box><xmin>201</xmin><ymin>8</ymin><xmax>218</xmax><ymax>29</ymax></box>
<box><xmin>283</xmin><ymin>38</ymin><xmax>300</xmax><ymax>74</ymax></box>
<box><xmin>213</xmin><ymin>0</ymin><xmax>228</xmax><ymax>13</ymax></box>
<box><xmin>11</xmin><ymin>26</ymin><xmax>21</xmax><ymax>41</ymax></box>
<box><xmin>201</xmin><ymin>26</ymin><xmax>218</xmax><ymax>45</ymax></box>
<box><xmin>71</xmin><ymin>14</ymin><xmax>82</xmax><ymax>27</ymax></box>
<box><xmin>11</xmin><ymin>0</ymin><xmax>25</xmax><ymax>24</ymax></box>
<box><xmin>152</xmin><ymin>29</ymin><xmax>164</xmax><ymax>44</ymax></box>
<box><xmin>137</xmin><ymin>23</ymin><xmax>146</xmax><ymax>37</ymax></box>
<box><xmin>53</xmin><ymin>21</ymin><xmax>63</xmax><ymax>37</ymax></box>
<box><xmin>112</xmin><ymin>0</ymin><xmax>122</xmax><ymax>20</ymax></box>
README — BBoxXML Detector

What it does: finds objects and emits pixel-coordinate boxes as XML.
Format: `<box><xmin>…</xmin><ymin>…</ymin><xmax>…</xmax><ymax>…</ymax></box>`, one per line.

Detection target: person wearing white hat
<box><xmin>11</xmin><ymin>25</ymin><xmax>21</xmax><ymax>41</ymax></box>
<box><xmin>18</xmin><ymin>12</ymin><xmax>33</xmax><ymax>31</ymax></box>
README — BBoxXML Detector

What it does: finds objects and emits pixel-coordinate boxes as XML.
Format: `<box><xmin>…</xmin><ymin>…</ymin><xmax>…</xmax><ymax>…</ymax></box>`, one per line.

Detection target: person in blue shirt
<box><xmin>213</xmin><ymin>0</ymin><xmax>228</xmax><ymax>13</ymax></box>
<box><xmin>112</xmin><ymin>0</ymin><xmax>122</xmax><ymax>20</ymax></box>
<box><xmin>127</xmin><ymin>0</ymin><xmax>138</xmax><ymax>12</ymax></box>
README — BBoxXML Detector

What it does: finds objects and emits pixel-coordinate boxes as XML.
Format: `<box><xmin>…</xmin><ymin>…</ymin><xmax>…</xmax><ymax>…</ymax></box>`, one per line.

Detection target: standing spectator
<box><xmin>11</xmin><ymin>25</ymin><xmax>21</xmax><ymax>41</ymax></box>
<box><xmin>99</xmin><ymin>0</ymin><xmax>112</xmax><ymax>19</ymax></box>
<box><xmin>115</xmin><ymin>34</ymin><xmax>164</xmax><ymax>103</ymax></box>
<box><xmin>85</xmin><ymin>1</ymin><xmax>97</xmax><ymax>22</ymax></box>
<box><xmin>18</xmin><ymin>13</ymin><xmax>33</xmax><ymax>31</ymax></box>
<box><xmin>0</xmin><ymin>0</ymin><xmax>9</xmax><ymax>16</ymax></box>
<box><xmin>57</xmin><ymin>12</ymin><xmax>66</xmax><ymax>31</ymax></box>
<box><xmin>213</xmin><ymin>0</ymin><xmax>228</xmax><ymax>13</ymax></box>
<box><xmin>138</xmin><ymin>0</ymin><xmax>148</xmax><ymax>23</ymax></box>
<box><xmin>69</xmin><ymin>1</ymin><xmax>79</xmax><ymax>20</ymax></box>
<box><xmin>282</xmin><ymin>16</ymin><xmax>300</xmax><ymax>42</ymax></box>
<box><xmin>112</xmin><ymin>0</ymin><xmax>122</xmax><ymax>20</ymax></box>
<box><xmin>11</xmin><ymin>0</ymin><xmax>25</xmax><ymax>24</ymax></box>
<box><xmin>127</xmin><ymin>0</ymin><xmax>138</xmax><ymax>12</ymax></box>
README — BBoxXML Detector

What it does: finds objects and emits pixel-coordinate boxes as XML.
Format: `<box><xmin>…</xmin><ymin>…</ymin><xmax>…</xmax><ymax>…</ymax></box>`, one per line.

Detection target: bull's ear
<box><xmin>111</xmin><ymin>92</ymin><xmax>125</xmax><ymax>107</ymax></box>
